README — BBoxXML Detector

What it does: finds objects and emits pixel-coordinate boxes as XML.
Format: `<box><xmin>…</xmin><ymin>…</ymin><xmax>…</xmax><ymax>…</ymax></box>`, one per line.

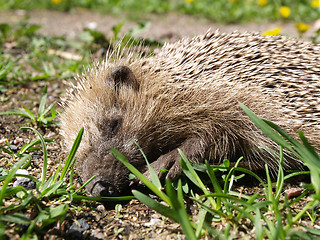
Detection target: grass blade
<box><xmin>22</xmin><ymin>107</ymin><xmax>36</xmax><ymax>121</ymax></box>
<box><xmin>19</xmin><ymin>138</ymin><xmax>54</xmax><ymax>155</ymax></box>
<box><xmin>111</xmin><ymin>148</ymin><xmax>171</xmax><ymax>205</ymax></box>
<box><xmin>0</xmin><ymin>155</ymin><xmax>30</xmax><ymax>206</ymax></box>
<box><xmin>0</xmin><ymin>109</ymin><xmax>32</xmax><ymax>119</ymax></box>
<box><xmin>38</xmin><ymin>102</ymin><xmax>56</xmax><ymax>121</ymax></box>
<box><xmin>0</xmin><ymin>213</ymin><xmax>31</xmax><ymax>225</ymax></box>
<box><xmin>59</xmin><ymin>127</ymin><xmax>83</xmax><ymax>181</ymax></box>
<box><xmin>132</xmin><ymin>190</ymin><xmax>178</xmax><ymax>222</ymax></box>
<box><xmin>38</xmin><ymin>85</ymin><xmax>48</xmax><ymax>116</ymax></box>
<box><xmin>132</xmin><ymin>139</ymin><xmax>162</xmax><ymax>190</ymax></box>
<box><xmin>179</xmin><ymin>149</ymin><xmax>217</xmax><ymax>209</ymax></box>
<box><xmin>239</xmin><ymin>103</ymin><xmax>293</xmax><ymax>150</ymax></box>
<box><xmin>166</xmin><ymin>179</ymin><xmax>197</xmax><ymax>240</ymax></box>
<box><xmin>21</xmin><ymin>127</ymin><xmax>48</xmax><ymax>186</ymax></box>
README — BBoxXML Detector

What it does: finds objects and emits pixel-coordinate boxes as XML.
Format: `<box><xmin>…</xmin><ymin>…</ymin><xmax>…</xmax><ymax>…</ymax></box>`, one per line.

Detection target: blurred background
<box><xmin>1</xmin><ymin>0</ymin><xmax>320</xmax><ymax>40</ymax></box>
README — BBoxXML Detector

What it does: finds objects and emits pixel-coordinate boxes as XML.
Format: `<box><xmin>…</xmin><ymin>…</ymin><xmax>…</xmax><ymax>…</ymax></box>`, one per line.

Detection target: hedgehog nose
<box><xmin>91</xmin><ymin>180</ymin><xmax>117</xmax><ymax>197</ymax></box>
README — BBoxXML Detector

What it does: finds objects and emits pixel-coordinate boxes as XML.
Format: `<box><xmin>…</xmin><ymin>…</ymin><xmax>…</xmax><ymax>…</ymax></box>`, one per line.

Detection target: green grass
<box><xmin>0</xmin><ymin>19</ymin><xmax>160</xmax><ymax>90</ymax></box>
<box><xmin>0</xmin><ymin>127</ymin><xmax>133</xmax><ymax>239</ymax></box>
<box><xmin>0</xmin><ymin>20</ymin><xmax>88</xmax><ymax>85</ymax></box>
<box><xmin>0</xmin><ymin>0</ymin><xmax>320</xmax><ymax>24</ymax></box>
<box><xmin>0</xmin><ymin>85</ymin><xmax>58</xmax><ymax>127</ymax></box>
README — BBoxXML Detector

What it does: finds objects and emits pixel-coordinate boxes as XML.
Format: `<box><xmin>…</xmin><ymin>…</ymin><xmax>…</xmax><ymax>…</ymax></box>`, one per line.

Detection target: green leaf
<box><xmin>60</xmin><ymin>127</ymin><xmax>83</xmax><ymax>181</ymax></box>
<box><xmin>41</xmin><ymin>180</ymin><xmax>64</xmax><ymax>198</ymax></box>
<box><xmin>179</xmin><ymin>149</ymin><xmax>208</xmax><ymax>192</ymax></box>
<box><xmin>0</xmin><ymin>221</ymin><xmax>4</xmax><ymax>240</ymax></box>
<box><xmin>0</xmin><ymin>186</ymin><xmax>27</xmax><ymax>199</ymax></box>
<box><xmin>0</xmin><ymin>145</ymin><xmax>13</xmax><ymax>155</ymax></box>
<box><xmin>132</xmin><ymin>139</ymin><xmax>162</xmax><ymax>190</ymax></box>
<box><xmin>112</xmin><ymin>20</ymin><xmax>125</xmax><ymax>40</ymax></box>
<box><xmin>19</xmin><ymin>138</ymin><xmax>54</xmax><ymax>155</ymax></box>
<box><xmin>275</xmin><ymin>147</ymin><xmax>284</xmax><ymax>200</ymax></box>
<box><xmin>180</xmin><ymin>149</ymin><xmax>217</xmax><ymax>209</ymax></box>
<box><xmin>300</xmin><ymin>225</ymin><xmax>320</xmax><ymax>236</ymax></box>
<box><xmin>47</xmin><ymin>204</ymin><xmax>68</xmax><ymax>219</ymax></box>
<box><xmin>254</xmin><ymin>209</ymin><xmax>264</xmax><ymax>240</ymax></box>
<box><xmin>0</xmin><ymin>213</ymin><xmax>30</xmax><ymax>225</ymax></box>
<box><xmin>0</xmin><ymin>155</ymin><xmax>30</xmax><ymax>206</ymax></box>
<box><xmin>166</xmin><ymin>179</ymin><xmax>197</xmax><ymax>240</ymax></box>
<box><xmin>23</xmin><ymin>107</ymin><xmax>36</xmax><ymax>121</ymax></box>
<box><xmin>72</xmin><ymin>175</ymin><xmax>95</xmax><ymax>195</ymax></box>
<box><xmin>239</xmin><ymin>103</ymin><xmax>293</xmax><ymax>150</ymax></box>
<box><xmin>205</xmin><ymin>161</ymin><xmax>223</xmax><ymax>210</ymax></box>
<box><xmin>132</xmin><ymin>190</ymin><xmax>178</xmax><ymax>222</ymax></box>
<box><xmin>195</xmin><ymin>199</ymin><xmax>209</xmax><ymax>238</ymax></box>
<box><xmin>0</xmin><ymin>109</ymin><xmax>31</xmax><ymax>119</ymax></box>
<box><xmin>38</xmin><ymin>102</ymin><xmax>56</xmax><ymax>122</ymax></box>
<box><xmin>21</xmin><ymin>127</ymin><xmax>47</xmax><ymax>186</ymax></box>
<box><xmin>111</xmin><ymin>148</ymin><xmax>171</xmax><ymax>205</ymax></box>
<box><xmin>38</xmin><ymin>85</ymin><xmax>48</xmax><ymax>116</ymax></box>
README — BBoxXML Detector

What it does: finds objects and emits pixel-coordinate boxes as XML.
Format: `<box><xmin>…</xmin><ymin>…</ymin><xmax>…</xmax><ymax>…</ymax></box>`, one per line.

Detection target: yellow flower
<box><xmin>185</xmin><ymin>0</ymin><xmax>195</xmax><ymax>2</ymax></box>
<box><xmin>263</xmin><ymin>27</ymin><xmax>282</xmax><ymax>36</ymax></box>
<box><xmin>295</xmin><ymin>23</ymin><xmax>310</xmax><ymax>33</ymax></box>
<box><xmin>258</xmin><ymin>0</ymin><xmax>268</xmax><ymax>7</ymax></box>
<box><xmin>279</xmin><ymin>6</ymin><xmax>291</xmax><ymax>18</ymax></box>
<box><xmin>229</xmin><ymin>0</ymin><xmax>239</xmax><ymax>3</ymax></box>
<box><xmin>52</xmin><ymin>0</ymin><xmax>62</xmax><ymax>4</ymax></box>
<box><xmin>311</xmin><ymin>0</ymin><xmax>319</xmax><ymax>8</ymax></box>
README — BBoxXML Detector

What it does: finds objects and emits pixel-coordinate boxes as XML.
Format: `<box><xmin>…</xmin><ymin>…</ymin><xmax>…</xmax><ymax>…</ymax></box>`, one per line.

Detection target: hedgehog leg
<box><xmin>144</xmin><ymin>137</ymin><xmax>207</xmax><ymax>180</ymax></box>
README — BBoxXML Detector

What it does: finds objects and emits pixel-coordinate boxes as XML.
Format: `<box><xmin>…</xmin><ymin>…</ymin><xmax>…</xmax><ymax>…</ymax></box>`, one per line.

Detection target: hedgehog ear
<box><xmin>109</xmin><ymin>66</ymin><xmax>139</xmax><ymax>92</ymax></box>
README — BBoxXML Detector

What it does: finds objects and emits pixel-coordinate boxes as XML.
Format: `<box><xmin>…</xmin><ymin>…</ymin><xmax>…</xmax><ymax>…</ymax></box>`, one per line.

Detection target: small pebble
<box><xmin>9</xmin><ymin>145</ymin><xmax>18</xmax><ymax>152</ymax></box>
<box><xmin>96</xmin><ymin>204</ymin><xmax>105</xmax><ymax>212</ymax></box>
<box><xmin>285</xmin><ymin>187</ymin><xmax>304</xmax><ymax>198</ymax></box>
<box><xmin>13</xmin><ymin>137</ymin><xmax>23</xmax><ymax>145</ymax></box>
<box><xmin>144</xmin><ymin>218</ymin><xmax>161</xmax><ymax>227</ymax></box>
<box><xmin>0</xmin><ymin>138</ymin><xmax>8</xmax><ymax>144</ymax></box>
<box><xmin>67</xmin><ymin>218</ymin><xmax>90</xmax><ymax>238</ymax></box>
<box><xmin>32</xmin><ymin>154</ymin><xmax>41</xmax><ymax>159</ymax></box>
<box><xmin>13</xmin><ymin>178</ymin><xmax>36</xmax><ymax>189</ymax></box>
<box><xmin>14</xmin><ymin>171</ymin><xmax>36</xmax><ymax>189</ymax></box>
<box><xmin>91</xmin><ymin>230</ymin><xmax>105</xmax><ymax>239</ymax></box>
<box><xmin>45</xmin><ymin>132</ymin><xmax>56</xmax><ymax>138</ymax></box>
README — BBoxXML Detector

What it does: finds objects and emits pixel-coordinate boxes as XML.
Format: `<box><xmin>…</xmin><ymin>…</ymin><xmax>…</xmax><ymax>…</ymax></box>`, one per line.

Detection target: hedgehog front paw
<box><xmin>142</xmin><ymin>137</ymin><xmax>207</xmax><ymax>184</ymax></box>
<box><xmin>143</xmin><ymin>149</ymin><xmax>182</xmax><ymax>181</ymax></box>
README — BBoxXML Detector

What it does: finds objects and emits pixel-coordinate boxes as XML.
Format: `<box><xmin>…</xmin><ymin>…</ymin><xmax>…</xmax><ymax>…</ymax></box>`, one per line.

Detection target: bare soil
<box><xmin>0</xmin><ymin>9</ymin><xmax>318</xmax><ymax>240</ymax></box>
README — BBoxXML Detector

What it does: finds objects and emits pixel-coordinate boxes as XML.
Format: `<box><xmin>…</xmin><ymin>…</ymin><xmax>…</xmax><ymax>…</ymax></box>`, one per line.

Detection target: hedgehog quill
<box><xmin>60</xmin><ymin>31</ymin><xmax>320</xmax><ymax>197</ymax></box>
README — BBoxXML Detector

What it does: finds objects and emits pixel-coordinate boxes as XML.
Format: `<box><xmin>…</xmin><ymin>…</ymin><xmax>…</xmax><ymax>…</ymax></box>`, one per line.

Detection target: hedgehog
<box><xmin>60</xmin><ymin>30</ymin><xmax>320</xmax><ymax>197</ymax></box>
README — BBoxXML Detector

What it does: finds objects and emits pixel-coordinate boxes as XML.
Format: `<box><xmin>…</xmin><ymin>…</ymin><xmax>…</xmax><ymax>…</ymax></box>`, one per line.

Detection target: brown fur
<box><xmin>60</xmin><ymin>31</ymin><xmax>320</xmax><ymax>196</ymax></box>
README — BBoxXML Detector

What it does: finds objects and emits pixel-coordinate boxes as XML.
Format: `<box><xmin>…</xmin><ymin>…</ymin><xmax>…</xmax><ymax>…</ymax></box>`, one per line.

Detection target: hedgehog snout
<box><xmin>90</xmin><ymin>178</ymin><xmax>119</xmax><ymax>197</ymax></box>
<box><xmin>81</xmin><ymin>151</ymin><xmax>130</xmax><ymax>197</ymax></box>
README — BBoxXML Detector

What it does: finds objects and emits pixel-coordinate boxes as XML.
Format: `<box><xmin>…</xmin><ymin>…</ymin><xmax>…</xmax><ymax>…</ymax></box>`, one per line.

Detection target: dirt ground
<box><xmin>0</xmin><ymin>9</ymin><xmax>318</xmax><ymax>240</ymax></box>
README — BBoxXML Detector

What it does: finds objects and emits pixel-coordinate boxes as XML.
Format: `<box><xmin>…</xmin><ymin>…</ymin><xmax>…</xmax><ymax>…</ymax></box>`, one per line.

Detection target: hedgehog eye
<box><xmin>110</xmin><ymin>118</ymin><xmax>122</xmax><ymax>134</ymax></box>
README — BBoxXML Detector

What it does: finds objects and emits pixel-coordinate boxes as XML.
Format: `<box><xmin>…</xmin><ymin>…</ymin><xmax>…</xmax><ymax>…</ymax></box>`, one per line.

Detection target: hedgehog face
<box><xmin>81</xmin><ymin>115</ymin><xmax>129</xmax><ymax>197</ymax></box>
<box><xmin>60</xmin><ymin>65</ymin><xmax>147</xmax><ymax>197</ymax></box>
<box><xmin>80</xmin><ymin>66</ymin><xmax>146</xmax><ymax>197</ymax></box>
